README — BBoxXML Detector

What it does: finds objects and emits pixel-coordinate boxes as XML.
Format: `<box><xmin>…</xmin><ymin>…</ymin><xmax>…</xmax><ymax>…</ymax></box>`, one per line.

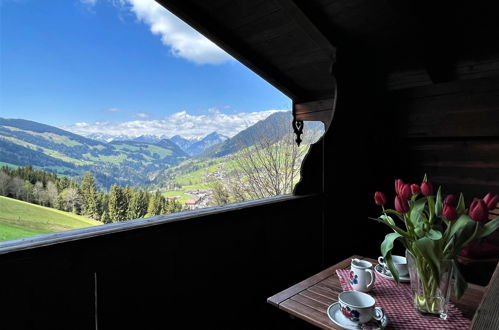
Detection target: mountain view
<box><xmin>0</xmin><ymin>112</ymin><xmax>324</xmax><ymax>241</ymax></box>
<box><xmin>0</xmin><ymin>0</ymin><xmax>324</xmax><ymax>243</ymax></box>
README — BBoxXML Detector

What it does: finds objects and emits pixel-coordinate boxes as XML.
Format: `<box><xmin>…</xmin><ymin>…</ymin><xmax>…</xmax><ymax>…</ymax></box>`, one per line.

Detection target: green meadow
<box><xmin>0</xmin><ymin>196</ymin><xmax>102</xmax><ymax>242</ymax></box>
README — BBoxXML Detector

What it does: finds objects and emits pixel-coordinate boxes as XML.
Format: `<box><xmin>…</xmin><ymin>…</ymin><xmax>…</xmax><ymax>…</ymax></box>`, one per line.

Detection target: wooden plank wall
<box><xmin>0</xmin><ymin>196</ymin><xmax>324</xmax><ymax>330</ymax></box>
<box><xmin>389</xmin><ymin>76</ymin><xmax>499</xmax><ymax>203</ymax></box>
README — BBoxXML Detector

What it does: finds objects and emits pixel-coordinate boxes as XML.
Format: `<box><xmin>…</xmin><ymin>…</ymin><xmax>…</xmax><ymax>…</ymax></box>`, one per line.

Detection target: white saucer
<box><xmin>375</xmin><ymin>264</ymin><xmax>410</xmax><ymax>282</ymax></box>
<box><xmin>327</xmin><ymin>302</ymin><xmax>388</xmax><ymax>329</ymax></box>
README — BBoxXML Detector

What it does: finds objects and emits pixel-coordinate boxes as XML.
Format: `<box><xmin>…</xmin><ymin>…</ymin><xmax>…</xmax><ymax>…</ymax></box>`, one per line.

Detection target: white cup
<box><xmin>378</xmin><ymin>255</ymin><xmax>408</xmax><ymax>277</ymax></box>
<box><xmin>350</xmin><ymin>259</ymin><xmax>375</xmax><ymax>292</ymax></box>
<box><xmin>338</xmin><ymin>291</ymin><xmax>385</xmax><ymax>324</ymax></box>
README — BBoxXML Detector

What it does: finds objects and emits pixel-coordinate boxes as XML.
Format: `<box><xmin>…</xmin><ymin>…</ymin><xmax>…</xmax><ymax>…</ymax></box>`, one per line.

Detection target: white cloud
<box><xmin>135</xmin><ymin>112</ymin><xmax>150</xmax><ymax>118</ymax></box>
<box><xmin>112</xmin><ymin>0</ymin><xmax>232</xmax><ymax>65</ymax></box>
<box><xmin>105</xmin><ymin>107</ymin><xmax>122</xmax><ymax>112</ymax></box>
<box><xmin>62</xmin><ymin>109</ymin><xmax>286</xmax><ymax>139</ymax></box>
<box><xmin>80</xmin><ymin>0</ymin><xmax>231</xmax><ymax>64</ymax></box>
<box><xmin>80</xmin><ymin>0</ymin><xmax>97</xmax><ymax>6</ymax></box>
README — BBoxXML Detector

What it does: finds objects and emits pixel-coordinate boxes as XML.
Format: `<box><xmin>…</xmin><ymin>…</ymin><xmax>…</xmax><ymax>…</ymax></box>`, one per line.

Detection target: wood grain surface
<box><xmin>268</xmin><ymin>256</ymin><xmax>485</xmax><ymax>329</ymax></box>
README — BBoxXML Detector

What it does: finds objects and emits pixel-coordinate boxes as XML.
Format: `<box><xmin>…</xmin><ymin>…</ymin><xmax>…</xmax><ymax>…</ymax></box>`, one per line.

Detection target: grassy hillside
<box><xmin>0</xmin><ymin>118</ymin><xmax>189</xmax><ymax>188</ymax></box>
<box><xmin>0</xmin><ymin>196</ymin><xmax>102</xmax><ymax>242</ymax></box>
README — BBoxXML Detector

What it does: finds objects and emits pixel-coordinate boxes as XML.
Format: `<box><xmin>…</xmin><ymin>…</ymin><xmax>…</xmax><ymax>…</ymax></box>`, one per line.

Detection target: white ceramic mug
<box><xmin>338</xmin><ymin>291</ymin><xmax>384</xmax><ymax>324</ymax></box>
<box><xmin>378</xmin><ymin>255</ymin><xmax>408</xmax><ymax>277</ymax></box>
<box><xmin>350</xmin><ymin>259</ymin><xmax>375</xmax><ymax>292</ymax></box>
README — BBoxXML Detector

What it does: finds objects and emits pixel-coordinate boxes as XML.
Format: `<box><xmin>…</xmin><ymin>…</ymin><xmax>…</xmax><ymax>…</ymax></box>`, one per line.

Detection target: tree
<box><xmin>226</xmin><ymin>125</ymin><xmax>316</xmax><ymax>202</ymax></box>
<box><xmin>61</xmin><ymin>187</ymin><xmax>82</xmax><ymax>213</ymax></box>
<box><xmin>108</xmin><ymin>184</ymin><xmax>127</xmax><ymax>222</ymax></box>
<box><xmin>32</xmin><ymin>181</ymin><xmax>48</xmax><ymax>206</ymax></box>
<box><xmin>100</xmin><ymin>210</ymin><xmax>111</xmax><ymax>224</ymax></box>
<box><xmin>211</xmin><ymin>181</ymin><xmax>230</xmax><ymax>205</ymax></box>
<box><xmin>46</xmin><ymin>181</ymin><xmax>58</xmax><ymax>207</ymax></box>
<box><xmin>128</xmin><ymin>189</ymin><xmax>148</xmax><ymax>219</ymax></box>
<box><xmin>123</xmin><ymin>185</ymin><xmax>134</xmax><ymax>218</ymax></box>
<box><xmin>22</xmin><ymin>181</ymin><xmax>33</xmax><ymax>202</ymax></box>
<box><xmin>9</xmin><ymin>177</ymin><xmax>24</xmax><ymax>199</ymax></box>
<box><xmin>0</xmin><ymin>171</ymin><xmax>10</xmax><ymax>196</ymax></box>
<box><xmin>162</xmin><ymin>199</ymin><xmax>182</xmax><ymax>214</ymax></box>
<box><xmin>97</xmin><ymin>192</ymin><xmax>108</xmax><ymax>219</ymax></box>
<box><xmin>55</xmin><ymin>192</ymin><xmax>65</xmax><ymax>211</ymax></box>
<box><xmin>146</xmin><ymin>190</ymin><xmax>163</xmax><ymax>217</ymax></box>
<box><xmin>80</xmin><ymin>172</ymin><xmax>99</xmax><ymax>219</ymax></box>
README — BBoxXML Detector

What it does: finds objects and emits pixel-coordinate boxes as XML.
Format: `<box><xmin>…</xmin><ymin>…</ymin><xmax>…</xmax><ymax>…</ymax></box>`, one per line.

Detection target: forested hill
<box><xmin>0</xmin><ymin>113</ymin><xmax>322</xmax><ymax>189</ymax></box>
<box><xmin>0</xmin><ymin>118</ymin><xmax>188</xmax><ymax>188</ymax></box>
<box><xmin>199</xmin><ymin>111</ymin><xmax>323</xmax><ymax>158</ymax></box>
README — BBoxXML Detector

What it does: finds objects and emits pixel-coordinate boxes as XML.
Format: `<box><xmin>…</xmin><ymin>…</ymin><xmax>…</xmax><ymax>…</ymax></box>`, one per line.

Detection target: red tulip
<box><xmin>444</xmin><ymin>194</ymin><xmax>457</xmax><ymax>206</ymax></box>
<box><xmin>483</xmin><ymin>193</ymin><xmax>499</xmax><ymax>210</ymax></box>
<box><xmin>395</xmin><ymin>179</ymin><xmax>405</xmax><ymax>196</ymax></box>
<box><xmin>443</xmin><ymin>204</ymin><xmax>458</xmax><ymax>221</ymax></box>
<box><xmin>410</xmin><ymin>184</ymin><xmax>420</xmax><ymax>195</ymax></box>
<box><xmin>468</xmin><ymin>199</ymin><xmax>489</xmax><ymax>222</ymax></box>
<box><xmin>460</xmin><ymin>241</ymin><xmax>499</xmax><ymax>258</ymax></box>
<box><xmin>399</xmin><ymin>184</ymin><xmax>411</xmax><ymax>200</ymax></box>
<box><xmin>395</xmin><ymin>196</ymin><xmax>410</xmax><ymax>213</ymax></box>
<box><xmin>421</xmin><ymin>182</ymin><xmax>433</xmax><ymax>196</ymax></box>
<box><xmin>374</xmin><ymin>191</ymin><xmax>387</xmax><ymax>206</ymax></box>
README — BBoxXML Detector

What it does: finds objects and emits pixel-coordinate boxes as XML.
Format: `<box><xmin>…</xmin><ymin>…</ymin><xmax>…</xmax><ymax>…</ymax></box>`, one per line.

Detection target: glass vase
<box><xmin>406</xmin><ymin>250</ymin><xmax>453</xmax><ymax>320</ymax></box>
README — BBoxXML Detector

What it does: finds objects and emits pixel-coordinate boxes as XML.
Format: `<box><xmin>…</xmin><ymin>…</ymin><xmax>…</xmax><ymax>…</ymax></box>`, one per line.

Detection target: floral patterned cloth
<box><xmin>336</xmin><ymin>269</ymin><xmax>471</xmax><ymax>329</ymax></box>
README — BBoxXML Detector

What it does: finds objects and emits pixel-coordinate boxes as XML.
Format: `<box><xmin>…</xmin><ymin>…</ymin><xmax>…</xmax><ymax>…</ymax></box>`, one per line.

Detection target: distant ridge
<box><xmin>0</xmin><ymin>118</ymin><xmax>188</xmax><ymax>188</ymax></box>
<box><xmin>170</xmin><ymin>132</ymin><xmax>228</xmax><ymax>155</ymax></box>
<box><xmin>200</xmin><ymin>111</ymin><xmax>292</xmax><ymax>158</ymax></box>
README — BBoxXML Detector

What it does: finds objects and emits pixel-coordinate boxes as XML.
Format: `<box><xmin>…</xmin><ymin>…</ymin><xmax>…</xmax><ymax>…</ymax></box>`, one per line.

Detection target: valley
<box><xmin>0</xmin><ymin>112</ymin><xmax>324</xmax><ymax>239</ymax></box>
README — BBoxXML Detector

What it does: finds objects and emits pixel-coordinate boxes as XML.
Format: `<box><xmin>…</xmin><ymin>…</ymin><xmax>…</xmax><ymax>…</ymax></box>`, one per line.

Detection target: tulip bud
<box><xmin>395</xmin><ymin>179</ymin><xmax>404</xmax><ymax>196</ymax></box>
<box><xmin>468</xmin><ymin>199</ymin><xmax>489</xmax><ymax>222</ymax></box>
<box><xmin>399</xmin><ymin>184</ymin><xmax>411</xmax><ymax>200</ymax></box>
<box><xmin>410</xmin><ymin>184</ymin><xmax>420</xmax><ymax>195</ymax></box>
<box><xmin>483</xmin><ymin>193</ymin><xmax>499</xmax><ymax>210</ymax></box>
<box><xmin>444</xmin><ymin>194</ymin><xmax>457</xmax><ymax>206</ymax></box>
<box><xmin>395</xmin><ymin>196</ymin><xmax>410</xmax><ymax>213</ymax></box>
<box><xmin>443</xmin><ymin>204</ymin><xmax>458</xmax><ymax>221</ymax></box>
<box><xmin>374</xmin><ymin>191</ymin><xmax>387</xmax><ymax>206</ymax></box>
<box><xmin>421</xmin><ymin>182</ymin><xmax>433</xmax><ymax>196</ymax></box>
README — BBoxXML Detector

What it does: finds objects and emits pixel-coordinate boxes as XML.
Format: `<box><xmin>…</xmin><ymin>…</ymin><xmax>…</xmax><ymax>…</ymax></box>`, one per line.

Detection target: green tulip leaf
<box><xmin>475</xmin><ymin>217</ymin><xmax>499</xmax><ymax>240</ymax></box>
<box><xmin>443</xmin><ymin>236</ymin><xmax>455</xmax><ymax>256</ymax></box>
<box><xmin>452</xmin><ymin>260</ymin><xmax>468</xmax><ymax>300</ymax></box>
<box><xmin>447</xmin><ymin>214</ymin><xmax>474</xmax><ymax>241</ymax></box>
<box><xmin>409</xmin><ymin>198</ymin><xmax>426</xmax><ymax>229</ymax></box>
<box><xmin>414</xmin><ymin>224</ymin><xmax>425</xmax><ymax>238</ymax></box>
<box><xmin>435</xmin><ymin>186</ymin><xmax>443</xmax><ymax>217</ymax></box>
<box><xmin>428</xmin><ymin>196</ymin><xmax>435</xmax><ymax>223</ymax></box>
<box><xmin>414</xmin><ymin>237</ymin><xmax>441</xmax><ymax>279</ymax></box>
<box><xmin>380</xmin><ymin>214</ymin><xmax>396</xmax><ymax>226</ymax></box>
<box><xmin>381</xmin><ymin>232</ymin><xmax>402</xmax><ymax>257</ymax></box>
<box><xmin>385</xmin><ymin>254</ymin><xmax>400</xmax><ymax>284</ymax></box>
<box><xmin>381</xmin><ymin>209</ymin><xmax>405</xmax><ymax>222</ymax></box>
<box><xmin>369</xmin><ymin>217</ymin><xmax>409</xmax><ymax>238</ymax></box>
<box><xmin>426</xmin><ymin>229</ymin><xmax>443</xmax><ymax>240</ymax></box>
<box><xmin>380</xmin><ymin>233</ymin><xmax>402</xmax><ymax>283</ymax></box>
<box><xmin>452</xmin><ymin>217</ymin><xmax>479</xmax><ymax>252</ymax></box>
<box><xmin>456</xmin><ymin>193</ymin><xmax>466</xmax><ymax>214</ymax></box>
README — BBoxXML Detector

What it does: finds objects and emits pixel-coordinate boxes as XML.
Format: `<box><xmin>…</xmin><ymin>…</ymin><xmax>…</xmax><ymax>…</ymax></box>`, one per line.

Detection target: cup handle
<box><xmin>377</xmin><ymin>256</ymin><xmax>384</xmax><ymax>265</ymax></box>
<box><xmin>365</xmin><ymin>269</ymin><xmax>375</xmax><ymax>290</ymax></box>
<box><xmin>373</xmin><ymin>307</ymin><xmax>384</xmax><ymax>321</ymax></box>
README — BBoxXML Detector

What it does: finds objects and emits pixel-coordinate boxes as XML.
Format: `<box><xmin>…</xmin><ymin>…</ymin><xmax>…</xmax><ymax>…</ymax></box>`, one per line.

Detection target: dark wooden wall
<box><xmin>389</xmin><ymin>76</ymin><xmax>499</xmax><ymax>201</ymax></box>
<box><xmin>0</xmin><ymin>196</ymin><xmax>324</xmax><ymax>330</ymax></box>
<box><xmin>302</xmin><ymin>44</ymin><xmax>499</xmax><ymax>267</ymax></box>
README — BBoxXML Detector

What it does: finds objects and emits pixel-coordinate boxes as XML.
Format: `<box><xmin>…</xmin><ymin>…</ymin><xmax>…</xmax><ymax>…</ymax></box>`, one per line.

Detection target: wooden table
<box><xmin>267</xmin><ymin>255</ymin><xmax>486</xmax><ymax>329</ymax></box>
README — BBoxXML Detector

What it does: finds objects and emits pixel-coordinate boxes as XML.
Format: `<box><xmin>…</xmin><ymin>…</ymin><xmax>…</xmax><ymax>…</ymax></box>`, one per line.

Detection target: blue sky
<box><xmin>0</xmin><ymin>0</ymin><xmax>290</xmax><ymax>138</ymax></box>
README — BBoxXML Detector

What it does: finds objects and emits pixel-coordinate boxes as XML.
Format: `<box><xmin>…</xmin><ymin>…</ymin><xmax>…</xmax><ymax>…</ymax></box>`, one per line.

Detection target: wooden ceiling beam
<box><xmin>275</xmin><ymin>0</ymin><xmax>336</xmax><ymax>60</ymax></box>
<box><xmin>156</xmin><ymin>0</ymin><xmax>313</xmax><ymax>101</ymax></box>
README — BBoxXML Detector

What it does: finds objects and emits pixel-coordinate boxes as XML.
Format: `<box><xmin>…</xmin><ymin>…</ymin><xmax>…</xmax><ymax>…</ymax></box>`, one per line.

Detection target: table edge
<box><xmin>267</xmin><ymin>255</ymin><xmax>368</xmax><ymax>307</ymax></box>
